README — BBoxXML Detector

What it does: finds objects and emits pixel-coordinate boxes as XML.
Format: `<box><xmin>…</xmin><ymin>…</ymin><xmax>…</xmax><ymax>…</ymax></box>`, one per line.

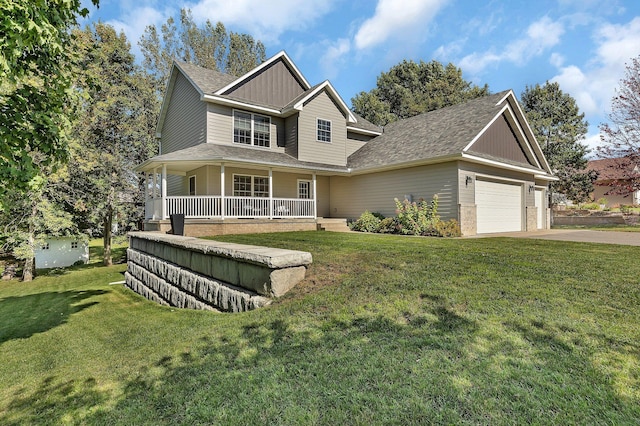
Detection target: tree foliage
<box><xmin>0</xmin><ymin>0</ymin><xmax>98</xmax><ymax>201</ymax></box>
<box><xmin>139</xmin><ymin>8</ymin><xmax>266</xmax><ymax>96</ymax></box>
<box><xmin>520</xmin><ymin>82</ymin><xmax>595</xmax><ymax>203</ymax></box>
<box><xmin>351</xmin><ymin>59</ymin><xmax>489</xmax><ymax>126</ymax></box>
<box><xmin>68</xmin><ymin>23</ymin><xmax>158</xmax><ymax>265</ymax></box>
<box><xmin>598</xmin><ymin>55</ymin><xmax>640</xmax><ymax>197</ymax></box>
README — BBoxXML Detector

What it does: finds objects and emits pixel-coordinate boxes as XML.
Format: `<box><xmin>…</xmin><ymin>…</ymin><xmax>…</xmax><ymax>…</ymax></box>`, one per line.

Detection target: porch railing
<box><xmin>151</xmin><ymin>196</ymin><xmax>315</xmax><ymax>219</ymax></box>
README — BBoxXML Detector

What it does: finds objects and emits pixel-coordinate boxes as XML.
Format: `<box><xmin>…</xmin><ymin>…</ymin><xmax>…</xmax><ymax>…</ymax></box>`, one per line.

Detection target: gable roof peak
<box><xmin>214</xmin><ymin>50</ymin><xmax>311</xmax><ymax>95</ymax></box>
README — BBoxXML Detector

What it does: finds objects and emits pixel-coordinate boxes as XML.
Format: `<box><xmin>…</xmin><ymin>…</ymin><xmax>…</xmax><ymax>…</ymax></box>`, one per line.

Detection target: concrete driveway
<box><xmin>474</xmin><ymin>229</ymin><xmax>640</xmax><ymax>246</ymax></box>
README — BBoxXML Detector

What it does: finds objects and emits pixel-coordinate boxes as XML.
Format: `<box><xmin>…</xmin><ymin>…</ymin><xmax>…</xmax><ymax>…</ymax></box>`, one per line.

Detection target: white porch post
<box><xmin>312</xmin><ymin>172</ymin><xmax>317</xmax><ymax>219</ymax></box>
<box><xmin>220</xmin><ymin>163</ymin><xmax>225</xmax><ymax>220</ymax></box>
<box><xmin>269</xmin><ymin>168</ymin><xmax>273</xmax><ymax>219</ymax></box>
<box><xmin>152</xmin><ymin>168</ymin><xmax>159</xmax><ymax>219</ymax></box>
<box><xmin>161</xmin><ymin>163</ymin><xmax>167</xmax><ymax>219</ymax></box>
<box><xmin>144</xmin><ymin>172</ymin><xmax>149</xmax><ymax>219</ymax></box>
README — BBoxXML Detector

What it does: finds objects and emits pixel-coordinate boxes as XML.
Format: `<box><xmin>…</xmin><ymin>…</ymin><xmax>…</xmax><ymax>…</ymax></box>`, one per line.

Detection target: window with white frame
<box><xmin>189</xmin><ymin>175</ymin><xmax>196</xmax><ymax>196</ymax></box>
<box><xmin>317</xmin><ymin>118</ymin><xmax>331</xmax><ymax>142</ymax></box>
<box><xmin>71</xmin><ymin>241</ymin><xmax>79</xmax><ymax>249</ymax></box>
<box><xmin>233</xmin><ymin>174</ymin><xmax>270</xmax><ymax>197</ymax></box>
<box><xmin>298</xmin><ymin>180</ymin><xmax>312</xmax><ymax>199</ymax></box>
<box><xmin>42</xmin><ymin>242</ymin><xmax>50</xmax><ymax>250</ymax></box>
<box><xmin>234</xmin><ymin>110</ymin><xmax>270</xmax><ymax>147</ymax></box>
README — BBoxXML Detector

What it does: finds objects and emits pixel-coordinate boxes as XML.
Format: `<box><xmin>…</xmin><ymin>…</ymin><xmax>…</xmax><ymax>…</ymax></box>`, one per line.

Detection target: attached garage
<box><xmin>476</xmin><ymin>179</ymin><xmax>523</xmax><ymax>233</ymax></box>
<box><xmin>535</xmin><ymin>189</ymin><xmax>545</xmax><ymax>229</ymax></box>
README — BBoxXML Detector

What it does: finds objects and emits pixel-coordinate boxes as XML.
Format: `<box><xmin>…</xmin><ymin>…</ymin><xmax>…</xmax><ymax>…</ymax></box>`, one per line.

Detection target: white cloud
<box><xmin>459</xmin><ymin>16</ymin><xmax>564</xmax><ymax>75</ymax></box>
<box><xmin>551</xmin><ymin>17</ymin><xmax>640</xmax><ymax>119</ymax></box>
<box><xmin>354</xmin><ymin>0</ymin><xmax>450</xmax><ymax>50</ymax></box>
<box><xmin>320</xmin><ymin>38</ymin><xmax>351</xmax><ymax>79</ymax></box>
<box><xmin>188</xmin><ymin>0</ymin><xmax>336</xmax><ymax>43</ymax></box>
<box><xmin>549</xmin><ymin>52</ymin><xmax>565</xmax><ymax>68</ymax></box>
<box><xmin>106</xmin><ymin>6</ymin><xmax>167</xmax><ymax>48</ymax></box>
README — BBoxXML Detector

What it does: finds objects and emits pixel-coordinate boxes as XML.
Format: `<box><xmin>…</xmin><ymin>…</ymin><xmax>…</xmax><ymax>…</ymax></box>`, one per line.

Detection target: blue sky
<box><xmin>82</xmin><ymin>0</ymin><xmax>640</xmax><ymax>153</ymax></box>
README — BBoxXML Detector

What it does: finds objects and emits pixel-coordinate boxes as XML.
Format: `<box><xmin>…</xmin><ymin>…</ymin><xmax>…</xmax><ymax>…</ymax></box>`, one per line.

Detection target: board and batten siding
<box><xmin>284</xmin><ymin>115</ymin><xmax>298</xmax><ymax>158</ymax></box>
<box><xmin>330</xmin><ymin>163</ymin><xmax>458</xmax><ymax>220</ymax></box>
<box><xmin>161</xmin><ymin>72</ymin><xmax>207</xmax><ymax>154</ymax></box>
<box><xmin>223</xmin><ymin>60</ymin><xmax>306</xmax><ymax>108</ymax></box>
<box><xmin>298</xmin><ymin>91</ymin><xmax>348</xmax><ymax>166</ymax></box>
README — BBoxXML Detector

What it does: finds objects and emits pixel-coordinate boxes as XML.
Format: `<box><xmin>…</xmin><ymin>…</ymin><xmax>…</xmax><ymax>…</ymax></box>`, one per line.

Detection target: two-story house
<box><xmin>137</xmin><ymin>51</ymin><xmax>555</xmax><ymax>236</ymax></box>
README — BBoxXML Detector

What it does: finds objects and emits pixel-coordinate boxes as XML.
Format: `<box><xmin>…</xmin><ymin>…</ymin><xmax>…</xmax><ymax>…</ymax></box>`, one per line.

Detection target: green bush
<box><xmin>350</xmin><ymin>211</ymin><xmax>383</xmax><ymax>232</ymax></box>
<box><xmin>620</xmin><ymin>204</ymin><xmax>632</xmax><ymax>214</ymax></box>
<box><xmin>430</xmin><ymin>219</ymin><xmax>461</xmax><ymax>237</ymax></box>
<box><xmin>394</xmin><ymin>196</ymin><xmax>439</xmax><ymax>235</ymax></box>
<box><xmin>582</xmin><ymin>202</ymin><xmax>600</xmax><ymax>210</ymax></box>
<box><xmin>378</xmin><ymin>217</ymin><xmax>400</xmax><ymax>234</ymax></box>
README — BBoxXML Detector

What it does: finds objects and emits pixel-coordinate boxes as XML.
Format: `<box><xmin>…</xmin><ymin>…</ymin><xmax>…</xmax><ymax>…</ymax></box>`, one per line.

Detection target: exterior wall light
<box><xmin>465</xmin><ymin>175</ymin><xmax>473</xmax><ymax>186</ymax></box>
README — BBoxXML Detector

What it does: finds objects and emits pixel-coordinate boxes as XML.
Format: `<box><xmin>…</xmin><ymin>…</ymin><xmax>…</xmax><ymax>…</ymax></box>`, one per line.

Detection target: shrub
<box><xmin>582</xmin><ymin>202</ymin><xmax>600</xmax><ymax>210</ymax></box>
<box><xmin>430</xmin><ymin>219</ymin><xmax>461</xmax><ymax>237</ymax></box>
<box><xmin>394</xmin><ymin>196</ymin><xmax>439</xmax><ymax>235</ymax></box>
<box><xmin>350</xmin><ymin>211</ymin><xmax>382</xmax><ymax>232</ymax></box>
<box><xmin>378</xmin><ymin>217</ymin><xmax>400</xmax><ymax>234</ymax></box>
<box><xmin>620</xmin><ymin>204</ymin><xmax>632</xmax><ymax>214</ymax></box>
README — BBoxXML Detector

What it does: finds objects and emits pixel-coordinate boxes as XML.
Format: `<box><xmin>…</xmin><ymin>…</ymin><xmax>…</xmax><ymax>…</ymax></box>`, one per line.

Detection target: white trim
<box><xmin>232</xmin><ymin>109</ymin><xmax>271</xmax><ymax>148</ymax></box>
<box><xmin>462</xmin><ymin>103</ymin><xmax>542</xmax><ymax>170</ymax></box>
<box><xmin>297</xmin><ymin>179</ymin><xmax>312</xmax><ymax>199</ymax></box>
<box><xmin>232</xmin><ymin>173</ymin><xmax>270</xmax><ymax>197</ymax></box>
<box><xmin>188</xmin><ymin>175</ymin><xmax>196</xmax><ymax>196</ymax></box>
<box><xmin>495</xmin><ymin>90</ymin><xmax>512</xmax><ymax>106</ymax></box>
<box><xmin>214</xmin><ymin>51</ymin><xmax>311</xmax><ymax>95</ymax></box>
<box><xmin>534</xmin><ymin>174</ymin><xmax>559</xmax><ymax>181</ymax></box>
<box><xmin>462</xmin><ymin>153</ymin><xmax>554</xmax><ymax>177</ymax></box>
<box><xmin>204</xmin><ymin>95</ymin><xmax>281</xmax><ymax>115</ymax></box>
<box><xmin>509</xmin><ymin>92</ymin><xmax>553</xmax><ymax>173</ymax></box>
<box><xmin>220</xmin><ymin>163</ymin><xmax>225</xmax><ymax>219</ymax></box>
<box><xmin>346</xmin><ymin>126</ymin><xmax>382</xmax><ymax>136</ymax></box>
<box><xmin>161</xmin><ymin>164</ymin><xmax>167</xmax><ymax>219</ymax></box>
<box><xmin>291</xmin><ymin>80</ymin><xmax>357</xmax><ymax>123</ymax></box>
<box><xmin>316</xmin><ymin>117</ymin><xmax>332</xmax><ymax>143</ymax></box>
<box><xmin>475</xmin><ymin>172</ymin><xmax>526</xmax><ymax>185</ymax></box>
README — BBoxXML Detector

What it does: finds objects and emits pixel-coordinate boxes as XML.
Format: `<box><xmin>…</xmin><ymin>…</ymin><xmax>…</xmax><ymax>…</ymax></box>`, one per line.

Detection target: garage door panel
<box><xmin>476</xmin><ymin>180</ymin><xmax>523</xmax><ymax>233</ymax></box>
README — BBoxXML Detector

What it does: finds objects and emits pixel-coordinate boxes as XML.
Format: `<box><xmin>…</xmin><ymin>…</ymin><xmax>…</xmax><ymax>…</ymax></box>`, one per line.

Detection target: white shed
<box><xmin>35</xmin><ymin>238</ymin><xmax>89</xmax><ymax>269</ymax></box>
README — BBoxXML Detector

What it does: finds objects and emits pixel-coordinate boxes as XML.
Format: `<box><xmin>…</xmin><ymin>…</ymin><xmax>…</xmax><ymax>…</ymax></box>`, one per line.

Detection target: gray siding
<box><xmin>224</xmin><ymin>60</ymin><xmax>305</xmax><ymax>108</ymax></box>
<box><xmin>298</xmin><ymin>91</ymin><xmax>348</xmax><ymax>166</ymax></box>
<box><xmin>206</xmin><ymin>103</ymin><xmax>285</xmax><ymax>153</ymax></box>
<box><xmin>458</xmin><ymin>161</ymin><xmax>538</xmax><ymax>207</ymax></box>
<box><xmin>346</xmin><ymin>139</ymin><xmax>367</xmax><ymax>157</ymax></box>
<box><xmin>284</xmin><ymin>115</ymin><xmax>298</xmax><ymax>158</ymax></box>
<box><xmin>330</xmin><ymin>163</ymin><xmax>458</xmax><ymax>220</ymax></box>
<box><xmin>167</xmin><ymin>175</ymin><xmax>185</xmax><ymax>196</ymax></box>
<box><xmin>471</xmin><ymin>115</ymin><xmax>532</xmax><ymax>166</ymax></box>
<box><xmin>161</xmin><ymin>72</ymin><xmax>207</xmax><ymax>154</ymax></box>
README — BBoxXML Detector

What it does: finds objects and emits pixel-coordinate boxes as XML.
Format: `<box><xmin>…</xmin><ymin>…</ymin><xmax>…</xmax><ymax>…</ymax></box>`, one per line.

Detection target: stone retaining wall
<box><xmin>125</xmin><ymin>232</ymin><xmax>312</xmax><ymax>312</ymax></box>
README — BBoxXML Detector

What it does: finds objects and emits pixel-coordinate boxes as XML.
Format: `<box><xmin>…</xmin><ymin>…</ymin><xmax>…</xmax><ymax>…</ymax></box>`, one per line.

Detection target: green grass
<box><xmin>1</xmin><ymin>233</ymin><xmax>639</xmax><ymax>424</ymax></box>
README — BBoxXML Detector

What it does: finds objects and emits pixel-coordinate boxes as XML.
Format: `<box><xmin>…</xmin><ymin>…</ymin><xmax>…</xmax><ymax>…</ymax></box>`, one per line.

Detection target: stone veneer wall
<box><xmin>125</xmin><ymin>232</ymin><xmax>312</xmax><ymax>312</ymax></box>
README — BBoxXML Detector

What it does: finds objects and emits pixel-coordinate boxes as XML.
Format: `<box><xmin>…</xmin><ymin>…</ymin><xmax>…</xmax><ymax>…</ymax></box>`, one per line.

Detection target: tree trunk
<box><xmin>22</xmin><ymin>201</ymin><xmax>38</xmax><ymax>282</ymax></box>
<box><xmin>103</xmin><ymin>205</ymin><xmax>113</xmax><ymax>266</ymax></box>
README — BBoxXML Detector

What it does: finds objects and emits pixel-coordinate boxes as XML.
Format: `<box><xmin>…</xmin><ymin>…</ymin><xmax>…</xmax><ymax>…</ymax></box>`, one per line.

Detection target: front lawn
<box><xmin>0</xmin><ymin>233</ymin><xmax>638</xmax><ymax>424</ymax></box>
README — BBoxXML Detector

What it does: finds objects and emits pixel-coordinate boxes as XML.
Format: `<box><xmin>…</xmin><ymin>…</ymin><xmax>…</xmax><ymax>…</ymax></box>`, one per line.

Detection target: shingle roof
<box><xmin>347</xmin><ymin>91</ymin><xmax>513</xmax><ymax>170</ymax></box>
<box><xmin>176</xmin><ymin>61</ymin><xmax>237</xmax><ymax>95</ymax></box>
<box><xmin>587</xmin><ymin>157</ymin><xmax>640</xmax><ymax>181</ymax></box>
<box><xmin>141</xmin><ymin>143</ymin><xmax>349</xmax><ymax>173</ymax></box>
<box><xmin>349</xmin><ymin>112</ymin><xmax>383</xmax><ymax>133</ymax></box>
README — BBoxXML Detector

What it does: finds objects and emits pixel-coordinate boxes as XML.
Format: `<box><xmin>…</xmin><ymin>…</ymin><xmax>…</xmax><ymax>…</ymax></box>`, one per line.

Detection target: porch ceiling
<box><xmin>137</xmin><ymin>143</ymin><xmax>350</xmax><ymax>175</ymax></box>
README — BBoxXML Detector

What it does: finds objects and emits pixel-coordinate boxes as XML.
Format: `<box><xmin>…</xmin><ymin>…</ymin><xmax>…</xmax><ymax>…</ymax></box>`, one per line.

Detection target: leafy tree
<box><xmin>68</xmin><ymin>23</ymin><xmax>158</xmax><ymax>265</ymax></box>
<box><xmin>139</xmin><ymin>8</ymin><xmax>266</xmax><ymax>96</ymax></box>
<box><xmin>598</xmin><ymin>55</ymin><xmax>640</xmax><ymax>196</ymax></box>
<box><xmin>0</xmin><ymin>0</ymin><xmax>98</xmax><ymax>201</ymax></box>
<box><xmin>0</xmin><ymin>161</ymin><xmax>81</xmax><ymax>281</ymax></box>
<box><xmin>520</xmin><ymin>81</ymin><xmax>595</xmax><ymax>203</ymax></box>
<box><xmin>351</xmin><ymin>59</ymin><xmax>489</xmax><ymax>126</ymax></box>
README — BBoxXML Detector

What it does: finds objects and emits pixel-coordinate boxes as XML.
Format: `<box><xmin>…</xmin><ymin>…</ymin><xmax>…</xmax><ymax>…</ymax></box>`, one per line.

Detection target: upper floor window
<box><xmin>234</xmin><ymin>110</ymin><xmax>270</xmax><ymax>148</ymax></box>
<box><xmin>71</xmin><ymin>241</ymin><xmax>79</xmax><ymax>249</ymax></box>
<box><xmin>317</xmin><ymin>118</ymin><xmax>331</xmax><ymax>143</ymax></box>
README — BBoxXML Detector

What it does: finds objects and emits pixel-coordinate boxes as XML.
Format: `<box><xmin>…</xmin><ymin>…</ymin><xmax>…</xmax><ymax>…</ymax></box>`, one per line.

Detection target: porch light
<box><xmin>465</xmin><ymin>175</ymin><xmax>473</xmax><ymax>186</ymax></box>
<box><xmin>529</xmin><ymin>184</ymin><xmax>535</xmax><ymax>193</ymax></box>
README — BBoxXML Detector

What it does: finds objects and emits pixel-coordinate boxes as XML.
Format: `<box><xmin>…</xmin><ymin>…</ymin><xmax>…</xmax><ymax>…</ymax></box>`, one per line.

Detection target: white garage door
<box><xmin>476</xmin><ymin>179</ymin><xmax>523</xmax><ymax>233</ymax></box>
<box><xmin>535</xmin><ymin>189</ymin><xmax>544</xmax><ymax>229</ymax></box>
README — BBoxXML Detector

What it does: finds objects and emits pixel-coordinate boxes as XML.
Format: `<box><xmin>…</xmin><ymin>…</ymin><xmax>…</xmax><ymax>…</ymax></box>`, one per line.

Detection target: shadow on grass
<box><xmin>0</xmin><ymin>290</ymin><xmax>108</xmax><ymax>343</ymax></box>
<box><xmin>3</xmin><ymin>376</ymin><xmax>107</xmax><ymax>426</ymax></box>
<box><xmin>2</xmin><ymin>299</ymin><xmax>638</xmax><ymax>424</ymax></box>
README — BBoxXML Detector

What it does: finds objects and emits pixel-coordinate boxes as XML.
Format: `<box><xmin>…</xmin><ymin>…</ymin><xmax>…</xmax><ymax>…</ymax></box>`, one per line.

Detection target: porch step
<box><xmin>316</xmin><ymin>218</ymin><xmax>351</xmax><ymax>233</ymax></box>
